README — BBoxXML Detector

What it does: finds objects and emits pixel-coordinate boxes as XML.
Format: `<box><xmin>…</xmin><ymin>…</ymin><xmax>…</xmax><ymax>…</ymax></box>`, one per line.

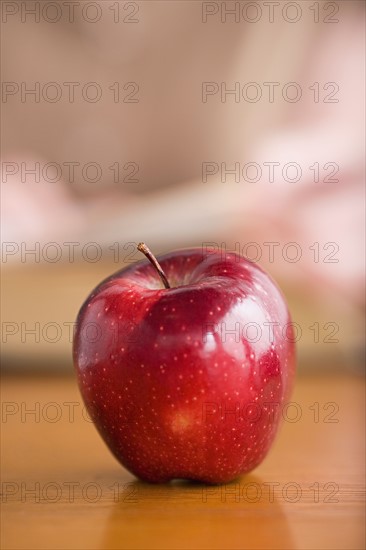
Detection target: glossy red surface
<box><xmin>73</xmin><ymin>249</ymin><xmax>296</xmax><ymax>483</ymax></box>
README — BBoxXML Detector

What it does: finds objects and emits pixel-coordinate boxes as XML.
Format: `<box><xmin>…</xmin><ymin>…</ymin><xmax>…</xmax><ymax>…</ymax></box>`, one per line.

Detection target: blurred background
<box><xmin>1</xmin><ymin>0</ymin><xmax>365</xmax><ymax>372</ymax></box>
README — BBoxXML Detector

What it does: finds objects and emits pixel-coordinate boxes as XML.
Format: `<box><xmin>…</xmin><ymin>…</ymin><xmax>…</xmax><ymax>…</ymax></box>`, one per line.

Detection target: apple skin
<box><xmin>73</xmin><ymin>248</ymin><xmax>296</xmax><ymax>484</ymax></box>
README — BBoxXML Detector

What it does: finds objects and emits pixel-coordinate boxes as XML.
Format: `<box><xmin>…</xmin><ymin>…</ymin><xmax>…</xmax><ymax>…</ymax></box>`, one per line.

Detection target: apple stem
<box><xmin>137</xmin><ymin>243</ymin><xmax>170</xmax><ymax>289</ymax></box>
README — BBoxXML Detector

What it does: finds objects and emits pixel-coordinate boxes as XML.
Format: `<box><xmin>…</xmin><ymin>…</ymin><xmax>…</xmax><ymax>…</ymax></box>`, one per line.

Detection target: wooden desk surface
<box><xmin>1</xmin><ymin>371</ymin><xmax>365</xmax><ymax>550</ymax></box>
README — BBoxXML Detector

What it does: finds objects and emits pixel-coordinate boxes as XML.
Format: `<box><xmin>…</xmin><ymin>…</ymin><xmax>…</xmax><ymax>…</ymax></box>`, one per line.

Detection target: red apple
<box><xmin>73</xmin><ymin>243</ymin><xmax>296</xmax><ymax>483</ymax></box>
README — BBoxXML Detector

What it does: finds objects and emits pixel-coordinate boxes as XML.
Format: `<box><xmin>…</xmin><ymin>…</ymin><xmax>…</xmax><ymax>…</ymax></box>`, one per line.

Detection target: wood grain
<box><xmin>1</xmin><ymin>372</ymin><xmax>365</xmax><ymax>549</ymax></box>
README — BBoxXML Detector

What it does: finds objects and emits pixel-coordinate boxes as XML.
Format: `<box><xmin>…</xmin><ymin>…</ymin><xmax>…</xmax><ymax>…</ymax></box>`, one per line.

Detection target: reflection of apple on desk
<box><xmin>73</xmin><ymin>244</ymin><xmax>295</xmax><ymax>483</ymax></box>
<box><xmin>102</xmin><ymin>474</ymin><xmax>295</xmax><ymax>550</ymax></box>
